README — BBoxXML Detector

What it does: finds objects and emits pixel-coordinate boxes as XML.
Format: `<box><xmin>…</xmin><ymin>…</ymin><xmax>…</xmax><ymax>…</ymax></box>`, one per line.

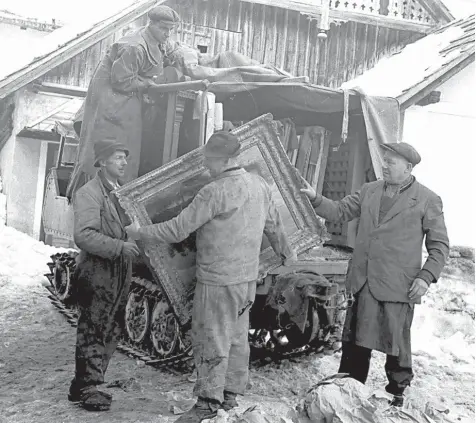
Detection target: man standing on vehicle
<box><xmin>69</xmin><ymin>138</ymin><xmax>140</xmax><ymax>411</ymax></box>
<box><xmin>126</xmin><ymin>131</ymin><xmax>296</xmax><ymax>423</ymax></box>
<box><xmin>66</xmin><ymin>5</ymin><xmax>181</xmax><ymax>199</ymax></box>
<box><xmin>301</xmin><ymin>142</ymin><xmax>449</xmax><ymax>407</ymax></box>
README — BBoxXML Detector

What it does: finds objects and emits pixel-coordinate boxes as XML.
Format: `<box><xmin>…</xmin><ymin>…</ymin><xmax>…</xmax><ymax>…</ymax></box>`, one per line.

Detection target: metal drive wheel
<box><xmin>125</xmin><ymin>290</ymin><xmax>150</xmax><ymax>344</ymax></box>
<box><xmin>54</xmin><ymin>261</ymin><xmax>71</xmax><ymax>301</ymax></box>
<box><xmin>150</xmin><ymin>295</ymin><xmax>180</xmax><ymax>357</ymax></box>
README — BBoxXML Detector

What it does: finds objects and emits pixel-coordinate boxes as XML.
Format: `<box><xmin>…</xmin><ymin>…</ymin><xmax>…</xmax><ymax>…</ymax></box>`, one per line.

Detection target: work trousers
<box><xmin>192</xmin><ymin>280</ymin><xmax>256</xmax><ymax>403</ymax></box>
<box><xmin>338</xmin><ymin>342</ymin><xmax>414</xmax><ymax>395</ymax></box>
<box><xmin>70</xmin><ymin>268</ymin><xmax>130</xmax><ymax>391</ymax></box>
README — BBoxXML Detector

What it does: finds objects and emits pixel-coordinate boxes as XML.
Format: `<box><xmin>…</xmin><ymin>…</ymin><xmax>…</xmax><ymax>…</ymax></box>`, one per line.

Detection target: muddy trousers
<box><xmin>70</xmin><ymin>284</ymin><xmax>129</xmax><ymax>392</ymax></box>
<box><xmin>192</xmin><ymin>281</ymin><xmax>256</xmax><ymax>404</ymax></box>
<box><xmin>338</xmin><ymin>342</ymin><xmax>414</xmax><ymax>396</ymax></box>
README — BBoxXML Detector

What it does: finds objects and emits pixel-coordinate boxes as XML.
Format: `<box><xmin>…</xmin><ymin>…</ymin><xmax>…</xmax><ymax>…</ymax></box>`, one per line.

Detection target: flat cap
<box><xmin>203</xmin><ymin>131</ymin><xmax>240</xmax><ymax>158</ymax></box>
<box><xmin>381</xmin><ymin>142</ymin><xmax>421</xmax><ymax>166</ymax></box>
<box><xmin>94</xmin><ymin>138</ymin><xmax>129</xmax><ymax>167</ymax></box>
<box><xmin>148</xmin><ymin>5</ymin><xmax>180</xmax><ymax>23</ymax></box>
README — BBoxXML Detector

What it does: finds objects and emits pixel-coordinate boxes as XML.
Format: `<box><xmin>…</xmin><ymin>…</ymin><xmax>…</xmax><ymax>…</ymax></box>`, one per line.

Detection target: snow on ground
<box><xmin>0</xmin><ymin>224</ymin><xmax>474</xmax><ymax>423</ymax></box>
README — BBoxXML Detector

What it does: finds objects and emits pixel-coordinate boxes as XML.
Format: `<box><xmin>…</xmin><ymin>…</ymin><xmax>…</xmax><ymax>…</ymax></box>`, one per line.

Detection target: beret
<box><xmin>381</xmin><ymin>142</ymin><xmax>421</xmax><ymax>166</ymax></box>
<box><xmin>94</xmin><ymin>138</ymin><xmax>129</xmax><ymax>167</ymax></box>
<box><xmin>203</xmin><ymin>131</ymin><xmax>240</xmax><ymax>158</ymax></box>
<box><xmin>148</xmin><ymin>5</ymin><xmax>180</xmax><ymax>23</ymax></box>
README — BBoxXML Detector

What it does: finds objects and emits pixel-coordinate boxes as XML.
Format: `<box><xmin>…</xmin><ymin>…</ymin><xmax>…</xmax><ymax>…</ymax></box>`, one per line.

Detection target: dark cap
<box><xmin>203</xmin><ymin>131</ymin><xmax>240</xmax><ymax>158</ymax></box>
<box><xmin>93</xmin><ymin>138</ymin><xmax>129</xmax><ymax>167</ymax></box>
<box><xmin>148</xmin><ymin>5</ymin><xmax>180</xmax><ymax>23</ymax></box>
<box><xmin>381</xmin><ymin>142</ymin><xmax>421</xmax><ymax>166</ymax></box>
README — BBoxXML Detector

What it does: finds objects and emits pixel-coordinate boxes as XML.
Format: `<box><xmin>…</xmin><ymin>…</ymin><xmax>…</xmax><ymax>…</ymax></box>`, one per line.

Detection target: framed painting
<box><xmin>115</xmin><ymin>113</ymin><xmax>327</xmax><ymax>325</ymax></box>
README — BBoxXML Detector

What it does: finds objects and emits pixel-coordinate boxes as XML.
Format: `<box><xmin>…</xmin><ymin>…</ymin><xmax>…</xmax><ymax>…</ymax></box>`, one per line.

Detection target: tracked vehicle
<box><xmin>42</xmin><ymin>74</ymin><xmax>398</xmax><ymax>367</ymax></box>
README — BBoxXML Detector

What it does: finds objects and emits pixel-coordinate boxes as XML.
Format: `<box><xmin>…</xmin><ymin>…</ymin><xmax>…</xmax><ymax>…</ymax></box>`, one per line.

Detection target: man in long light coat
<box><xmin>301</xmin><ymin>142</ymin><xmax>449</xmax><ymax>406</ymax></box>
<box><xmin>126</xmin><ymin>131</ymin><xmax>296</xmax><ymax>422</ymax></box>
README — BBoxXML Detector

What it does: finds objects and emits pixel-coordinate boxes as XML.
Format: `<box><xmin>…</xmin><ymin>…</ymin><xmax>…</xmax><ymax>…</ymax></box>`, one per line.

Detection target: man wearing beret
<box><xmin>301</xmin><ymin>142</ymin><xmax>449</xmax><ymax>407</ymax></box>
<box><xmin>68</xmin><ymin>139</ymin><xmax>140</xmax><ymax>411</ymax></box>
<box><xmin>66</xmin><ymin>5</ymin><xmax>181</xmax><ymax>199</ymax></box>
<box><xmin>126</xmin><ymin>131</ymin><xmax>296</xmax><ymax>422</ymax></box>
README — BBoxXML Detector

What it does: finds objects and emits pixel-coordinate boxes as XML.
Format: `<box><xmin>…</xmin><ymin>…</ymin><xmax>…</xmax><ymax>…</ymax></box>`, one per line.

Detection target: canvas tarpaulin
<box><xmin>71</xmin><ymin>78</ymin><xmax>400</xmax><ymax>180</ymax></box>
<box><xmin>208</xmin><ymin>82</ymin><xmax>400</xmax><ymax>177</ymax></box>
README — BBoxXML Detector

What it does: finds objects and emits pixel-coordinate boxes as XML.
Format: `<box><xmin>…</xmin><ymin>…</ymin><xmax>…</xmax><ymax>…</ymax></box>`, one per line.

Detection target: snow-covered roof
<box><xmin>0</xmin><ymin>10</ymin><xmax>61</xmax><ymax>32</ymax></box>
<box><xmin>0</xmin><ymin>0</ymin><xmax>165</xmax><ymax>99</ymax></box>
<box><xmin>0</xmin><ymin>0</ymin><xmax>458</xmax><ymax>100</ymax></box>
<box><xmin>0</xmin><ymin>0</ymin><xmax>139</xmax><ymax>25</ymax></box>
<box><xmin>341</xmin><ymin>14</ymin><xmax>475</xmax><ymax>106</ymax></box>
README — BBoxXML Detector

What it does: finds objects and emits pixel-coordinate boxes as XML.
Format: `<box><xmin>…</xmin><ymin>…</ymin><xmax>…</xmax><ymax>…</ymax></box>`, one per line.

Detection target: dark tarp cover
<box><xmin>72</xmin><ymin>80</ymin><xmax>400</xmax><ymax>177</ymax></box>
<box><xmin>208</xmin><ymin>81</ymin><xmax>400</xmax><ymax>178</ymax></box>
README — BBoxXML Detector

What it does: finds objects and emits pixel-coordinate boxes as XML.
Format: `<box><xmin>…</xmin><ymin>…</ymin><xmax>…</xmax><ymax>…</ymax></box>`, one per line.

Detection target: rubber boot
<box><xmin>222</xmin><ymin>391</ymin><xmax>239</xmax><ymax>411</ymax></box>
<box><xmin>174</xmin><ymin>397</ymin><xmax>219</xmax><ymax>423</ymax></box>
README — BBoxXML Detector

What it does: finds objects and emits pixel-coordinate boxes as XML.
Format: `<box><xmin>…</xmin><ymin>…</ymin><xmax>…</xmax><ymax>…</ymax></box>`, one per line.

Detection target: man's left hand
<box><xmin>125</xmin><ymin>219</ymin><xmax>141</xmax><ymax>241</ymax></box>
<box><xmin>408</xmin><ymin>278</ymin><xmax>429</xmax><ymax>300</ymax></box>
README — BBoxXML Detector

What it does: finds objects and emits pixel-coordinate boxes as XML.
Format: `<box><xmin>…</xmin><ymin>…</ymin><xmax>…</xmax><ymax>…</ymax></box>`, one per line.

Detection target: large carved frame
<box><xmin>115</xmin><ymin>114</ymin><xmax>327</xmax><ymax>325</ymax></box>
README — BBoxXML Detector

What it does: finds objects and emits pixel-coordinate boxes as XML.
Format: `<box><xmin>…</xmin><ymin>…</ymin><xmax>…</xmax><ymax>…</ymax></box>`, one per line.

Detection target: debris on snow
<box><xmin>0</xmin><ymin>224</ymin><xmax>474</xmax><ymax>423</ymax></box>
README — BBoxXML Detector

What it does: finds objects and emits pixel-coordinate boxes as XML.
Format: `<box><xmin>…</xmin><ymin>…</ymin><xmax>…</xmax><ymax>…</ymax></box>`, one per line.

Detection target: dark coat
<box><xmin>67</xmin><ymin>27</ymin><xmax>177</xmax><ymax>198</ymax></box>
<box><xmin>73</xmin><ymin>173</ymin><xmax>132</xmax><ymax>306</ymax></box>
<box><xmin>314</xmin><ymin>179</ymin><xmax>449</xmax><ymax>304</ymax></box>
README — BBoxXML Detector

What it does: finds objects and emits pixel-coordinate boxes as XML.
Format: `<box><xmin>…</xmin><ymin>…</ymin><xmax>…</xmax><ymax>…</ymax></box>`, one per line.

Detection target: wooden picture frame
<box><xmin>115</xmin><ymin>114</ymin><xmax>327</xmax><ymax>325</ymax></box>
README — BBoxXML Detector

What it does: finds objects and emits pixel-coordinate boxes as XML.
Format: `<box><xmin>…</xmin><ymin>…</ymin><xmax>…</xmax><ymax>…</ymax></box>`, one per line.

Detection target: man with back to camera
<box><xmin>301</xmin><ymin>142</ymin><xmax>449</xmax><ymax>407</ymax></box>
<box><xmin>69</xmin><ymin>138</ymin><xmax>140</xmax><ymax>411</ymax></box>
<box><xmin>126</xmin><ymin>131</ymin><xmax>297</xmax><ymax>422</ymax></box>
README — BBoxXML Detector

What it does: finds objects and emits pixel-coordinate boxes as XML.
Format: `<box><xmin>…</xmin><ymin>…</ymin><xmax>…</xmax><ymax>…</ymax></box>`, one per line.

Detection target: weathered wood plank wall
<box><xmin>40</xmin><ymin>0</ymin><xmax>422</xmax><ymax>89</ymax></box>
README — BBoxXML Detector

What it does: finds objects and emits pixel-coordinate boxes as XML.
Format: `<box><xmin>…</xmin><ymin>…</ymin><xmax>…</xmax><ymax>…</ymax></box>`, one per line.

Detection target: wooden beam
<box><xmin>399</xmin><ymin>109</ymin><xmax>405</xmax><ymax>142</ymax></box>
<box><xmin>268</xmin><ymin>260</ymin><xmax>349</xmax><ymax>276</ymax></box>
<box><xmin>399</xmin><ymin>49</ymin><xmax>475</xmax><ymax>110</ymax></box>
<box><xmin>238</xmin><ymin>0</ymin><xmax>434</xmax><ymax>33</ymax></box>
<box><xmin>0</xmin><ymin>0</ymin><xmax>166</xmax><ymax>99</ymax></box>
<box><xmin>417</xmin><ymin>0</ymin><xmax>454</xmax><ymax>24</ymax></box>
<box><xmin>17</xmin><ymin>128</ymin><xmax>61</xmax><ymax>142</ymax></box>
<box><xmin>31</xmin><ymin>82</ymin><xmax>88</xmax><ymax>98</ymax></box>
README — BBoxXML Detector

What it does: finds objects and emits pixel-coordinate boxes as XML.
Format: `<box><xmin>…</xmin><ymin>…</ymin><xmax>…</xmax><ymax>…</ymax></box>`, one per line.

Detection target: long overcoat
<box><xmin>67</xmin><ymin>27</ymin><xmax>176</xmax><ymax>198</ymax></box>
<box><xmin>312</xmin><ymin>179</ymin><xmax>449</xmax><ymax>351</ymax></box>
<box><xmin>313</xmin><ymin>179</ymin><xmax>449</xmax><ymax>304</ymax></box>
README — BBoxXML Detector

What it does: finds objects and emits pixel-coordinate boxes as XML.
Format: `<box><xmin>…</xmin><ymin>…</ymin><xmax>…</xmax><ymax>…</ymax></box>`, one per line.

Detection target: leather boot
<box><xmin>174</xmin><ymin>397</ymin><xmax>219</xmax><ymax>423</ymax></box>
<box><xmin>222</xmin><ymin>391</ymin><xmax>239</xmax><ymax>411</ymax></box>
<box><xmin>68</xmin><ymin>379</ymin><xmax>112</xmax><ymax>403</ymax></box>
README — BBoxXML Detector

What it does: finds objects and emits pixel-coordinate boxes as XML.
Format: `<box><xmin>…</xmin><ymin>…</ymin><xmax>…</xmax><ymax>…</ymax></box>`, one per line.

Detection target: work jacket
<box><xmin>313</xmin><ymin>179</ymin><xmax>449</xmax><ymax>303</ymax></box>
<box><xmin>73</xmin><ymin>172</ymin><xmax>132</xmax><ymax>304</ymax></box>
<box><xmin>138</xmin><ymin>168</ymin><xmax>294</xmax><ymax>285</ymax></box>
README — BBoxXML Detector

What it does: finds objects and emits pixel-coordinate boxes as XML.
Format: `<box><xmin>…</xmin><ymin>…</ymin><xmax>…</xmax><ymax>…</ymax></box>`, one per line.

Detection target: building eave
<box><xmin>0</xmin><ymin>0</ymin><xmax>165</xmax><ymax>100</ymax></box>
<box><xmin>0</xmin><ymin>11</ymin><xmax>61</xmax><ymax>32</ymax></box>
<box><xmin>398</xmin><ymin>47</ymin><xmax>475</xmax><ymax>110</ymax></box>
<box><xmin>239</xmin><ymin>0</ymin><xmax>445</xmax><ymax>33</ymax></box>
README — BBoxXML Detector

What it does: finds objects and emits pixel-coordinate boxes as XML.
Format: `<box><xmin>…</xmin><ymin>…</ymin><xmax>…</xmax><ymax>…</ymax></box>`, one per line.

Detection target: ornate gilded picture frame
<box><xmin>115</xmin><ymin>114</ymin><xmax>327</xmax><ymax>325</ymax></box>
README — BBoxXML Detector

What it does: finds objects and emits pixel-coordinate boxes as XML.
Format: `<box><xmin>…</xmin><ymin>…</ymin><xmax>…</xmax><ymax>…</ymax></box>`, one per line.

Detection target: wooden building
<box><xmin>0</xmin><ymin>0</ymin><xmax>455</xmax><ymax>243</ymax></box>
<box><xmin>343</xmin><ymin>14</ymin><xmax>475</xmax><ymax>247</ymax></box>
